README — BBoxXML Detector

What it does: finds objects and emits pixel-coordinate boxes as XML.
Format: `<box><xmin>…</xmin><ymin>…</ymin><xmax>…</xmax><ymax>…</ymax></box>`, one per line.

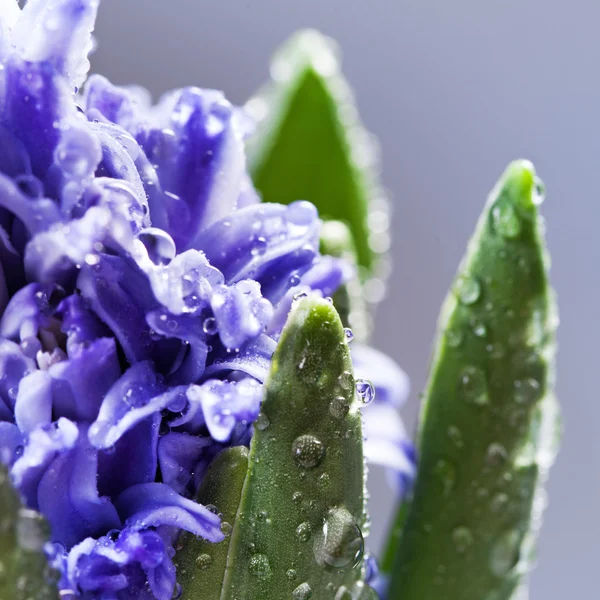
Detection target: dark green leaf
<box><xmin>246</xmin><ymin>30</ymin><xmax>388</xmax><ymax>277</ymax></box>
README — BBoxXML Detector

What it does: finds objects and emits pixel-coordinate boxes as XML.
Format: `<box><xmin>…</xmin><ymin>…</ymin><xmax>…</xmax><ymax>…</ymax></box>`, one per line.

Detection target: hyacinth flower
<box><xmin>0</xmin><ymin>2</ymin><xmax>558</xmax><ymax>600</ymax></box>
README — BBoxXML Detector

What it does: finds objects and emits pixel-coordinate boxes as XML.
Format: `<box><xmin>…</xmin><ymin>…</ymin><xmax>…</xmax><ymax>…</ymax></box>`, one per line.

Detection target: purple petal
<box><xmin>115</xmin><ymin>482</ymin><xmax>224</xmax><ymax>543</ymax></box>
<box><xmin>157</xmin><ymin>432</ymin><xmax>212</xmax><ymax>495</ymax></box>
<box><xmin>49</xmin><ymin>336</ymin><xmax>121</xmax><ymax>422</ymax></box>
<box><xmin>38</xmin><ymin>429</ymin><xmax>121</xmax><ymax>548</ymax></box>
<box><xmin>196</xmin><ymin>201</ymin><xmax>320</xmax><ymax>285</ymax></box>
<box><xmin>15</xmin><ymin>370</ymin><xmax>53</xmax><ymax>433</ymax></box>
<box><xmin>88</xmin><ymin>361</ymin><xmax>165</xmax><ymax>449</ymax></box>
<box><xmin>97</xmin><ymin>415</ymin><xmax>159</xmax><ymax>500</ymax></box>
<box><xmin>0</xmin><ymin>339</ymin><xmax>36</xmax><ymax>419</ymax></box>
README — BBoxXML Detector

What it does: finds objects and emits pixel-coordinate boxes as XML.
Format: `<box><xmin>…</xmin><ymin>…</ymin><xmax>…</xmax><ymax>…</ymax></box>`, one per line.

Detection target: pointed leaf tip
<box><xmin>385</xmin><ymin>161</ymin><xmax>558</xmax><ymax>600</ymax></box>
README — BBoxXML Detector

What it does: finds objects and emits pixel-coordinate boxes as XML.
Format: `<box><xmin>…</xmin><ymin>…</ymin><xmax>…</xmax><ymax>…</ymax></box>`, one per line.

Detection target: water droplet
<box><xmin>138</xmin><ymin>228</ymin><xmax>176</xmax><ymax>265</ymax></box>
<box><xmin>533</xmin><ymin>177</ymin><xmax>546</xmax><ymax>206</ymax></box>
<box><xmin>220</xmin><ymin>521</ymin><xmax>233</xmax><ymax>537</ymax></box>
<box><xmin>248</xmin><ymin>553</ymin><xmax>272</xmax><ymax>580</ymax></box>
<box><xmin>202</xmin><ymin>317</ymin><xmax>218</xmax><ymax>336</ymax></box>
<box><xmin>338</xmin><ymin>371</ymin><xmax>353</xmax><ymax>390</ymax></box>
<box><xmin>513</xmin><ymin>378</ymin><xmax>542</xmax><ymax>405</ymax></box>
<box><xmin>313</xmin><ymin>506</ymin><xmax>364</xmax><ymax>572</ymax></box>
<box><xmin>251</xmin><ymin>236</ymin><xmax>268</xmax><ymax>256</ymax></box>
<box><xmin>330</xmin><ymin>396</ymin><xmax>350</xmax><ymax>419</ymax></box>
<box><xmin>334</xmin><ymin>586</ymin><xmax>353</xmax><ymax>600</ymax></box>
<box><xmin>292</xmin><ymin>491</ymin><xmax>303</xmax><ymax>504</ymax></box>
<box><xmin>452</xmin><ymin>526</ymin><xmax>474</xmax><ymax>553</ymax></box>
<box><xmin>172</xmin><ymin>582</ymin><xmax>183</xmax><ymax>599</ymax></box>
<box><xmin>318</xmin><ymin>473</ymin><xmax>330</xmax><ymax>489</ymax></box>
<box><xmin>486</xmin><ymin>443</ymin><xmax>508</xmax><ymax>467</ymax></box>
<box><xmin>458</xmin><ymin>366</ymin><xmax>489</xmax><ymax>406</ymax></box>
<box><xmin>492</xmin><ymin>202</ymin><xmax>521</xmax><ymax>239</ymax></box>
<box><xmin>292</xmin><ymin>582</ymin><xmax>313</xmax><ymax>599</ymax></box>
<box><xmin>489</xmin><ymin>529</ymin><xmax>521</xmax><ymax>576</ymax></box>
<box><xmin>445</xmin><ymin>328</ymin><xmax>464</xmax><ymax>348</ymax></box>
<box><xmin>296</xmin><ymin>522</ymin><xmax>312</xmax><ymax>542</ymax></box>
<box><xmin>490</xmin><ymin>492</ymin><xmax>509</xmax><ymax>513</ymax></box>
<box><xmin>454</xmin><ymin>275</ymin><xmax>481</xmax><ymax>305</ymax></box>
<box><xmin>434</xmin><ymin>460</ymin><xmax>456</xmax><ymax>496</ymax></box>
<box><xmin>20</xmin><ymin>337</ymin><xmax>42</xmax><ymax>359</ymax></box>
<box><xmin>293</xmin><ymin>291</ymin><xmax>309</xmax><ymax>302</ymax></box>
<box><xmin>447</xmin><ymin>426</ymin><xmax>464</xmax><ymax>448</ymax></box>
<box><xmin>255</xmin><ymin>412</ymin><xmax>270</xmax><ymax>431</ymax></box>
<box><xmin>286</xmin><ymin>200</ymin><xmax>318</xmax><ymax>225</ymax></box>
<box><xmin>286</xmin><ymin>568</ymin><xmax>297</xmax><ymax>580</ymax></box>
<box><xmin>205</xmin><ymin>504</ymin><xmax>220</xmax><ymax>516</ymax></box>
<box><xmin>471</xmin><ymin>319</ymin><xmax>487</xmax><ymax>338</ymax></box>
<box><xmin>292</xmin><ymin>435</ymin><xmax>325</xmax><ymax>469</ymax></box>
<box><xmin>355</xmin><ymin>379</ymin><xmax>375</xmax><ymax>406</ymax></box>
<box><xmin>196</xmin><ymin>553</ymin><xmax>212</xmax><ymax>570</ymax></box>
<box><xmin>289</xmin><ymin>274</ymin><xmax>301</xmax><ymax>287</ymax></box>
<box><xmin>343</xmin><ymin>328</ymin><xmax>354</xmax><ymax>343</ymax></box>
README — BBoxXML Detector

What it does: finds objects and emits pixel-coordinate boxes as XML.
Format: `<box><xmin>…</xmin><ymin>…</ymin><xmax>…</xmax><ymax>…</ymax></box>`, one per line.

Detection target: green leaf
<box><xmin>246</xmin><ymin>30</ymin><xmax>388</xmax><ymax>277</ymax></box>
<box><xmin>178</xmin><ymin>447</ymin><xmax>249</xmax><ymax>600</ymax></box>
<box><xmin>0</xmin><ymin>465</ymin><xmax>58</xmax><ymax>599</ymax></box>
<box><xmin>384</xmin><ymin>161</ymin><xmax>560</xmax><ymax>600</ymax></box>
<box><xmin>178</xmin><ymin>296</ymin><xmax>375</xmax><ymax>599</ymax></box>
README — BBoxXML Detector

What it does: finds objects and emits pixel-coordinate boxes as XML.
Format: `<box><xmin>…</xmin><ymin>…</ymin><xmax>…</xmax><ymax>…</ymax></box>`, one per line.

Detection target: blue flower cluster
<box><xmin>0</xmin><ymin>1</ymin><xmax>414</xmax><ymax>598</ymax></box>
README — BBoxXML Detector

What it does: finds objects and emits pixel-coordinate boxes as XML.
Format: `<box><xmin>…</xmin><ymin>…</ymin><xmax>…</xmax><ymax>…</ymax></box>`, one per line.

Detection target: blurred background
<box><xmin>91</xmin><ymin>1</ymin><xmax>597</xmax><ymax>597</ymax></box>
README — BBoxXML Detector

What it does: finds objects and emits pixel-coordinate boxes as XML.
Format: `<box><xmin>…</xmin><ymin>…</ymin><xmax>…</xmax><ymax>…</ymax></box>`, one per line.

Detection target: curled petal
<box><xmin>195</xmin><ymin>201</ymin><xmax>320</xmax><ymax>285</ymax></box>
<box><xmin>15</xmin><ymin>0</ymin><xmax>99</xmax><ymax>89</ymax></box>
<box><xmin>115</xmin><ymin>482</ymin><xmax>224</xmax><ymax>543</ymax></box>
<box><xmin>11</xmin><ymin>417</ymin><xmax>79</xmax><ymax>507</ymax></box>
<box><xmin>184</xmin><ymin>378</ymin><xmax>263</xmax><ymax>442</ymax></box>
<box><xmin>88</xmin><ymin>361</ymin><xmax>165</xmax><ymax>449</ymax></box>
<box><xmin>204</xmin><ymin>333</ymin><xmax>276</xmax><ymax>383</ymax></box>
<box><xmin>211</xmin><ymin>280</ymin><xmax>273</xmax><ymax>350</ymax></box>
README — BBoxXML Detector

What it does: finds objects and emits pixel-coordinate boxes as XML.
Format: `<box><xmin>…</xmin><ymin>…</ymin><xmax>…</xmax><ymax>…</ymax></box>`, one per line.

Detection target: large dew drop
<box><xmin>313</xmin><ymin>506</ymin><xmax>364</xmax><ymax>573</ymax></box>
<box><xmin>292</xmin><ymin>582</ymin><xmax>313</xmax><ymax>599</ymax></box>
<box><xmin>292</xmin><ymin>435</ymin><xmax>325</xmax><ymax>469</ymax></box>
<box><xmin>248</xmin><ymin>553</ymin><xmax>272</xmax><ymax>580</ymax></box>
<box><xmin>138</xmin><ymin>228</ymin><xmax>176</xmax><ymax>265</ymax></box>
<box><xmin>489</xmin><ymin>529</ymin><xmax>522</xmax><ymax>576</ymax></box>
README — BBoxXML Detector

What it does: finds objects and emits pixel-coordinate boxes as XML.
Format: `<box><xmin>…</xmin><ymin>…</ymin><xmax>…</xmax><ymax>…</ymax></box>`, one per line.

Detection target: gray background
<box><xmin>91</xmin><ymin>1</ymin><xmax>598</xmax><ymax>597</ymax></box>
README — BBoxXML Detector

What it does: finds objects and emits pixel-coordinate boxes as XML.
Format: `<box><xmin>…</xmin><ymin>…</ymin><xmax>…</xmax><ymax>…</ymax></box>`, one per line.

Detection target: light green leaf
<box><xmin>384</xmin><ymin>161</ymin><xmax>560</xmax><ymax>600</ymax></box>
<box><xmin>246</xmin><ymin>30</ymin><xmax>388</xmax><ymax>278</ymax></box>
<box><xmin>0</xmin><ymin>465</ymin><xmax>58</xmax><ymax>599</ymax></box>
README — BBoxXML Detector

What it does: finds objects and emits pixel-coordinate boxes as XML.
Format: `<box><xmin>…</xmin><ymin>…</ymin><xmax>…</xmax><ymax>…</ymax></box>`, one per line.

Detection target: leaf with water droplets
<box><xmin>384</xmin><ymin>161</ymin><xmax>560</xmax><ymax>600</ymax></box>
<box><xmin>0</xmin><ymin>464</ymin><xmax>58</xmax><ymax>600</ymax></box>
<box><xmin>245</xmin><ymin>30</ymin><xmax>387</xmax><ymax>277</ymax></box>
<box><xmin>196</xmin><ymin>296</ymin><xmax>372</xmax><ymax>599</ymax></box>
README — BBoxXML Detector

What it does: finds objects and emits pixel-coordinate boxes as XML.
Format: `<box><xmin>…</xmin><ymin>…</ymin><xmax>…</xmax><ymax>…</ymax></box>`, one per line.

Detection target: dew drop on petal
<box><xmin>202</xmin><ymin>317</ymin><xmax>218</xmax><ymax>336</ymax></box>
<box><xmin>343</xmin><ymin>328</ymin><xmax>354</xmax><ymax>343</ymax></box>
